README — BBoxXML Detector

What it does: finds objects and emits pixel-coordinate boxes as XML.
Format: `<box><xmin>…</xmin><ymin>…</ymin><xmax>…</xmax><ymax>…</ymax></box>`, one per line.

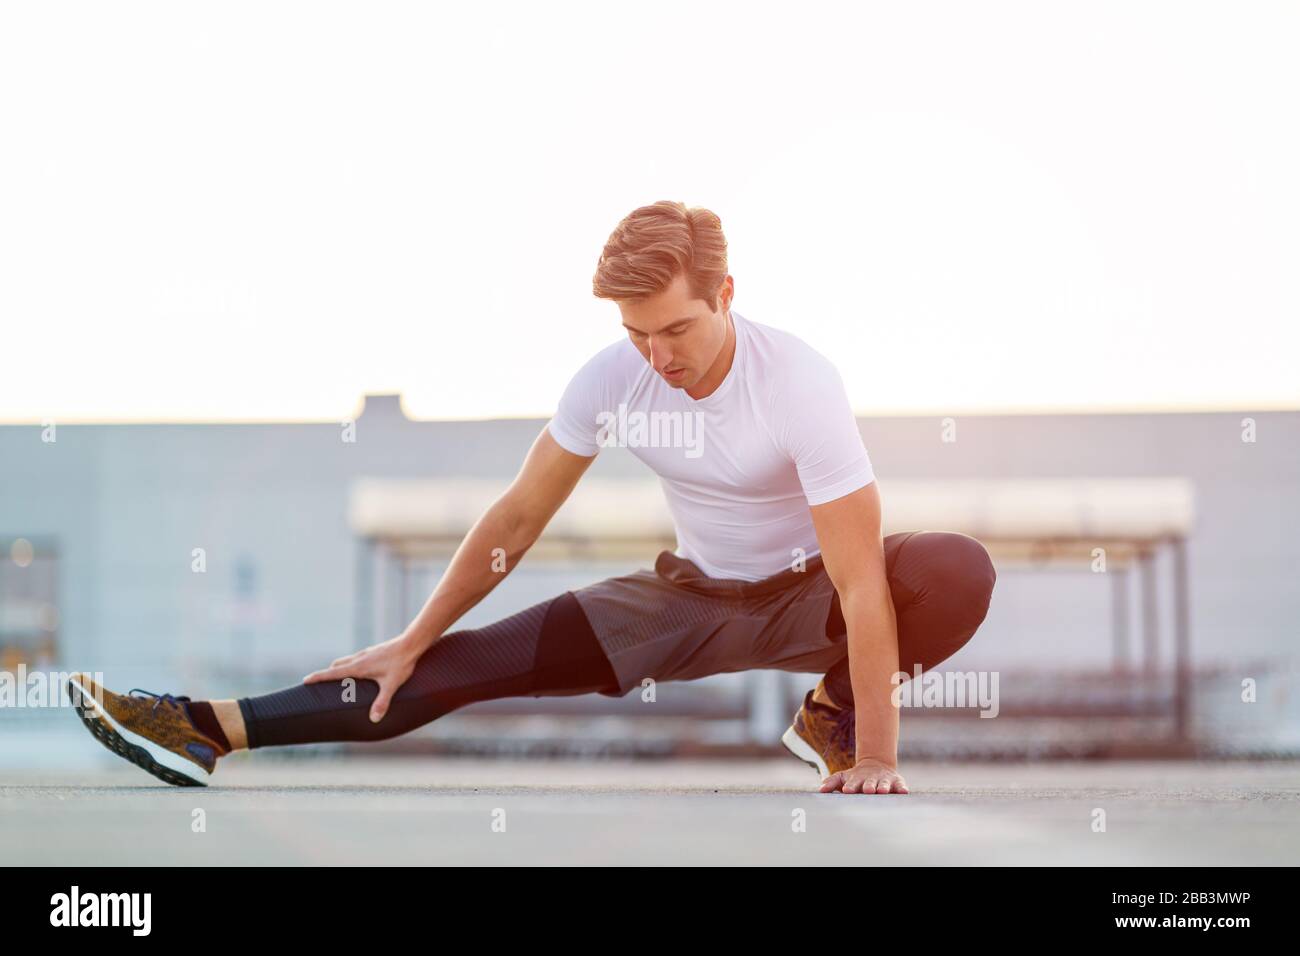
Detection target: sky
<box><xmin>2</xmin><ymin>0</ymin><xmax>1297</xmax><ymax>423</ymax></box>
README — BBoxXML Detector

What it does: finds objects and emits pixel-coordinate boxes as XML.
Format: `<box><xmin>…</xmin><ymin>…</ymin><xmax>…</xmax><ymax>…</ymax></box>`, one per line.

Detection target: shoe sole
<box><xmin>781</xmin><ymin>724</ymin><xmax>829</xmax><ymax>778</ymax></box>
<box><xmin>67</xmin><ymin>675</ymin><xmax>209</xmax><ymax>787</ymax></box>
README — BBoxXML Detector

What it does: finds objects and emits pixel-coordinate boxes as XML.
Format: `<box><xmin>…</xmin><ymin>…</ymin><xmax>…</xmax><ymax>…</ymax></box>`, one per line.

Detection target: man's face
<box><xmin>619</xmin><ymin>273</ymin><xmax>733</xmax><ymax>390</ymax></box>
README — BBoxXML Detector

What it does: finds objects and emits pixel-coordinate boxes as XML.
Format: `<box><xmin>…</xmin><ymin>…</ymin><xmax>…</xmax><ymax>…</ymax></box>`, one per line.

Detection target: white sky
<box><xmin>2</xmin><ymin>0</ymin><xmax>1297</xmax><ymax>423</ymax></box>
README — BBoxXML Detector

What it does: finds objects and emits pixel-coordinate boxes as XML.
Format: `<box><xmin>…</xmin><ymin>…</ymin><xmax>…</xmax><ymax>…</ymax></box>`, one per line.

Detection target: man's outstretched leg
<box><xmin>68</xmin><ymin>591</ymin><xmax>617</xmax><ymax>786</ymax></box>
<box><xmin>783</xmin><ymin>530</ymin><xmax>997</xmax><ymax>778</ymax></box>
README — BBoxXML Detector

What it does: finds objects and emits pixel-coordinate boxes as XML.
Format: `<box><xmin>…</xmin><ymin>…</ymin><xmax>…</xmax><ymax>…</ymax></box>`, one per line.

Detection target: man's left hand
<box><xmin>820</xmin><ymin>757</ymin><xmax>909</xmax><ymax>794</ymax></box>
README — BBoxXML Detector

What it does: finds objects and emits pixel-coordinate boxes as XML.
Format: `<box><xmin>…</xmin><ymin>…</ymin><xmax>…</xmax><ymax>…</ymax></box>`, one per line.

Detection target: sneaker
<box><xmin>67</xmin><ymin>672</ymin><xmax>225</xmax><ymax>787</ymax></box>
<box><xmin>780</xmin><ymin>681</ymin><xmax>856</xmax><ymax>778</ymax></box>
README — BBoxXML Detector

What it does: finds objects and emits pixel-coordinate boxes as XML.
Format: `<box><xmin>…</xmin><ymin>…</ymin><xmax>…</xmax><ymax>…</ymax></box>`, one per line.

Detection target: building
<box><xmin>2</xmin><ymin>396</ymin><xmax>1297</xmax><ymax>757</ymax></box>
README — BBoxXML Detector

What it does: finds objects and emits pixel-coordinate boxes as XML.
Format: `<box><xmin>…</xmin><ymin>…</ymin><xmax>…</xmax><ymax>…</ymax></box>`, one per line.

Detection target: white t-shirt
<box><xmin>546</xmin><ymin>309</ymin><xmax>875</xmax><ymax>581</ymax></box>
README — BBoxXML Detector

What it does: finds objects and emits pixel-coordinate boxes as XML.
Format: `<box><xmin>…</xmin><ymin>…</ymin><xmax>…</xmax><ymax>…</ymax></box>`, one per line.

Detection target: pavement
<box><xmin>4</xmin><ymin>754</ymin><xmax>1300</xmax><ymax>865</ymax></box>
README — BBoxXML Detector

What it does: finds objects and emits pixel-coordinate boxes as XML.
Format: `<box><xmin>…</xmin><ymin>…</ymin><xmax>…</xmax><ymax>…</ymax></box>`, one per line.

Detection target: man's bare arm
<box><xmin>303</xmin><ymin>425</ymin><xmax>595</xmax><ymax>722</ymax></box>
<box><xmin>401</xmin><ymin>425</ymin><xmax>597</xmax><ymax>653</ymax></box>
<box><xmin>807</xmin><ymin>481</ymin><xmax>909</xmax><ymax>794</ymax></box>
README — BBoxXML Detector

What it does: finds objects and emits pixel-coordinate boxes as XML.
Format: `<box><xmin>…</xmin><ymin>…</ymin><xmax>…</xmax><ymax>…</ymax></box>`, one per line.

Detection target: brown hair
<box><xmin>592</xmin><ymin>201</ymin><xmax>729</xmax><ymax>310</ymax></box>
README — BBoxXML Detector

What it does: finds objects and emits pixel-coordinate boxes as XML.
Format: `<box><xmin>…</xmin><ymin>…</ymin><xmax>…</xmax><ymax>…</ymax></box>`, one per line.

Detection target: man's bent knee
<box><xmin>923</xmin><ymin>531</ymin><xmax>997</xmax><ymax>627</ymax></box>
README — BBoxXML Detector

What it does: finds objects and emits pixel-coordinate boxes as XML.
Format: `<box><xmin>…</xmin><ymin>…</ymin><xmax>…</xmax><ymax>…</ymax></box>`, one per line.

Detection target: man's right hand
<box><xmin>302</xmin><ymin>633</ymin><xmax>425</xmax><ymax>724</ymax></box>
<box><xmin>299</xmin><ymin>427</ymin><xmax>592</xmax><ymax>726</ymax></box>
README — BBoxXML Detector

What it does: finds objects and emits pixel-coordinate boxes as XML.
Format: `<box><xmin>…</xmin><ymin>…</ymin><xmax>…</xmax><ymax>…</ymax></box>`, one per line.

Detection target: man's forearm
<box><xmin>401</xmin><ymin>499</ymin><xmax>538</xmax><ymax>652</ymax></box>
<box><xmin>841</xmin><ymin>583</ymin><xmax>901</xmax><ymax>765</ymax></box>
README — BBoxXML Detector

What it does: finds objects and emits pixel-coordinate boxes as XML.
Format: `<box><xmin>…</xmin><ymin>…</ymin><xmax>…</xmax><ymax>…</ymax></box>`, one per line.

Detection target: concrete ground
<box><xmin>4</xmin><ymin>755</ymin><xmax>1300</xmax><ymax>865</ymax></box>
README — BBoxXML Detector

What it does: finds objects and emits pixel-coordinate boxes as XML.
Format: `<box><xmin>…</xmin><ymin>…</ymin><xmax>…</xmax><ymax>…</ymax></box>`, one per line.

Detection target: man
<box><xmin>68</xmin><ymin>200</ymin><xmax>996</xmax><ymax>794</ymax></box>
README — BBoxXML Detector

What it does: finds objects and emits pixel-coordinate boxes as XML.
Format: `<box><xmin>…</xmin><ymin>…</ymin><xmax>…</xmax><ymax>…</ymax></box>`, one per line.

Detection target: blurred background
<box><xmin>3</xmin><ymin>398</ymin><xmax>1298</xmax><ymax>766</ymax></box>
<box><xmin>2</xmin><ymin>1</ymin><xmax>1298</xmax><ymax>769</ymax></box>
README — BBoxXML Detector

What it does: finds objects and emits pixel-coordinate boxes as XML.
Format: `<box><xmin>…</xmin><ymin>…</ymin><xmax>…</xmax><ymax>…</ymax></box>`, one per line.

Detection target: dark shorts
<box><xmin>571</xmin><ymin>542</ymin><xmax>878</xmax><ymax>695</ymax></box>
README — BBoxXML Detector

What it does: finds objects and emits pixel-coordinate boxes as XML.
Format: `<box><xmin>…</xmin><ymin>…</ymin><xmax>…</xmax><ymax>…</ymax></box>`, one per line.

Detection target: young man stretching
<box><xmin>69</xmin><ymin>200</ymin><xmax>996</xmax><ymax>794</ymax></box>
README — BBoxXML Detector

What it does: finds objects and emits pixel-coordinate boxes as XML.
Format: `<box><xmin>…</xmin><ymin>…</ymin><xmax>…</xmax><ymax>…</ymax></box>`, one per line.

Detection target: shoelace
<box><xmin>128</xmin><ymin>688</ymin><xmax>192</xmax><ymax>714</ymax></box>
<box><xmin>825</xmin><ymin>702</ymin><xmax>856</xmax><ymax>756</ymax></box>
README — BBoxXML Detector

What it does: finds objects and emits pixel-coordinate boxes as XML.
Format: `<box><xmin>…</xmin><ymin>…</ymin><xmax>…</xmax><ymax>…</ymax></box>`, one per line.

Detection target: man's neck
<box><xmin>686</xmin><ymin>310</ymin><xmax>736</xmax><ymax>401</ymax></box>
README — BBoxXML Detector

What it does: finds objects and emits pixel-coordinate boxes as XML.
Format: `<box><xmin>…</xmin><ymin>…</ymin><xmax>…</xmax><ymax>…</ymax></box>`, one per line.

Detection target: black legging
<box><xmin>237</xmin><ymin>530</ymin><xmax>995</xmax><ymax>749</ymax></box>
<box><xmin>820</xmin><ymin>530</ymin><xmax>997</xmax><ymax>708</ymax></box>
<box><xmin>237</xmin><ymin>591</ymin><xmax>618</xmax><ymax>749</ymax></box>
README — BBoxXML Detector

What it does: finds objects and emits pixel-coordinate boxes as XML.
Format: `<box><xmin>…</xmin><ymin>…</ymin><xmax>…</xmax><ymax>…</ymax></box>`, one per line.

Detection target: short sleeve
<box><xmin>775</xmin><ymin>356</ymin><xmax>875</xmax><ymax>506</ymax></box>
<box><xmin>546</xmin><ymin>354</ymin><xmax>606</xmax><ymax>457</ymax></box>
